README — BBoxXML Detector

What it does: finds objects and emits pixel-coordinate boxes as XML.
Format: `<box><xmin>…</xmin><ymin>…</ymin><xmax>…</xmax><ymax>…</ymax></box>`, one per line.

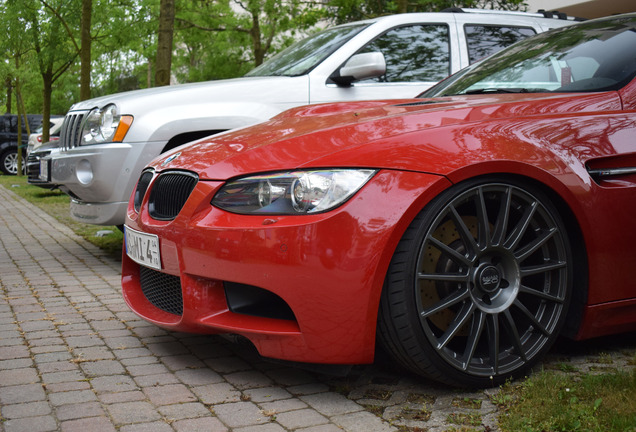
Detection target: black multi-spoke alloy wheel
<box><xmin>378</xmin><ymin>178</ymin><xmax>572</xmax><ymax>387</ymax></box>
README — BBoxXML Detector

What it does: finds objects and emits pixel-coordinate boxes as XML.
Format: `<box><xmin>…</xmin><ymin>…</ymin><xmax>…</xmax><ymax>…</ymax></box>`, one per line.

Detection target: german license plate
<box><xmin>124</xmin><ymin>226</ymin><xmax>161</xmax><ymax>270</ymax></box>
<box><xmin>39</xmin><ymin>158</ymin><xmax>49</xmax><ymax>182</ymax></box>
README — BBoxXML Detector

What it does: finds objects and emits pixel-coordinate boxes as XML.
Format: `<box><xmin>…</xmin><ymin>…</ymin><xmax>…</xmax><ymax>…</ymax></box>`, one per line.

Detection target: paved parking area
<box><xmin>1</xmin><ymin>184</ymin><xmax>635</xmax><ymax>432</ymax></box>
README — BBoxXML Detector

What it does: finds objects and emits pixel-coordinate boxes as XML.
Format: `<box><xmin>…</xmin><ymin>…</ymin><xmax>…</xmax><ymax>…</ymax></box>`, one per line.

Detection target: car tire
<box><xmin>0</xmin><ymin>148</ymin><xmax>26</xmax><ymax>175</ymax></box>
<box><xmin>378</xmin><ymin>177</ymin><xmax>572</xmax><ymax>387</ymax></box>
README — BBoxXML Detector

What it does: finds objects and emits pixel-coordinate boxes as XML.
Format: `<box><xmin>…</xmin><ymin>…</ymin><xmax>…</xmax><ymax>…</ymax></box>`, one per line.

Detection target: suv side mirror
<box><xmin>331</xmin><ymin>52</ymin><xmax>386</xmax><ymax>86</ymax></box>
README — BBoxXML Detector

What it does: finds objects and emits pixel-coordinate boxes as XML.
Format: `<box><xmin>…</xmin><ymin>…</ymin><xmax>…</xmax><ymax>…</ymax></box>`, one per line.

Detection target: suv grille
<box><xmin>139</xmin><ymin>266</ymin><xmax>183</xmax><ymax>316</ymax></box>
<box><xmin>60</xmin><ymin>113</ymin><xmax>85</xmax><ymax>150</ymax></box>
<box><xmin>148</xmin><ymin>172</ymin><xmax>198</xmax><ymax>220</ymax></box>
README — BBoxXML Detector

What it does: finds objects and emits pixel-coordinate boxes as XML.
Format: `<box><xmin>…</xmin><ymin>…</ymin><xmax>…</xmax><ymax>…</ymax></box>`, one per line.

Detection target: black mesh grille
<box><xmin>139</xmin><ymin>266</ymin><xmax>183</xmax><ymax>316</ymax></box>
<box><xmin>148</xmin><ymin>172</ymin><xmax>198</xmax><ymax>220</ymax></box>
<box><xmin>60</xmin><ymin>113</ymin><xmax>85</xmax><ymax>150</ymax></box>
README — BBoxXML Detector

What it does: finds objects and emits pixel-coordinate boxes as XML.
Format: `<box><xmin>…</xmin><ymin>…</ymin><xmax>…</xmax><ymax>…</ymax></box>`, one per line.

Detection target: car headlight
<box><xmin>80</xmin><ymin>104</ymin><xmax>133</xmax><ymax>145</ymax></box>
<box><xmin>212</xmin><ymin>169</ymin><xmax>377</xmax><ymax>215</ymax></box>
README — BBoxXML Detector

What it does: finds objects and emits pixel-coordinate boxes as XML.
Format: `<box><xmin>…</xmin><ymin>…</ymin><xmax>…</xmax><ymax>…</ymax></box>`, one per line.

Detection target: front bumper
<box><xmin>69</xmin><ymin>199</ymin><xmax>128</xmax><ymax>226</ymax></box>
<box><xmin>27</xmin><ymin>148</ymin><xmax>58</xmax><ymax>189</ymax></box>
<box><xmin>122</xmin><ymin>169</ymin><xmax>449</xmax><ymax>365</ymax></box>
<box><xmin>48</xmin><ymin>141</ymin><xmax>166</xmax><ymax>226</ymax></box>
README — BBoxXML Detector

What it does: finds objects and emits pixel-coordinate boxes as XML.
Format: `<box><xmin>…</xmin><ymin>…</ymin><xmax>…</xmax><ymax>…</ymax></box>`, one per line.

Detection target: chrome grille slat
<box><xmin>60</xmin><ymin>113</ymin><xmax>85</xmax><ymax>150</ymax></box>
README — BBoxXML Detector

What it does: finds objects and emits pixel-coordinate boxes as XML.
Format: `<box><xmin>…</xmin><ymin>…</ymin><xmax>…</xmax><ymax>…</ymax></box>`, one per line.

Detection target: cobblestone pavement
<box><xmin>1</xmin><ymin>184</ymin><xmax>635</xmax><ymax>432</ymax></box>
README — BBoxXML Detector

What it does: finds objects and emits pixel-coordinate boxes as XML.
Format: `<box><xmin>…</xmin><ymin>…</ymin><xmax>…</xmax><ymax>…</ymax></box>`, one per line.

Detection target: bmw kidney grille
<box><xmin>147</xmin><ymin>171</ymin><xmax>198</xmax><ymax>220</ymax></box>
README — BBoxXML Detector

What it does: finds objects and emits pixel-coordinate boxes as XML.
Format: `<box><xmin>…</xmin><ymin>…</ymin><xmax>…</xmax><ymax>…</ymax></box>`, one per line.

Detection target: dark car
<box><xmin>0</xmin><ymin>114</ymin><xmax>44</xmax><ymax>175</ymax></box>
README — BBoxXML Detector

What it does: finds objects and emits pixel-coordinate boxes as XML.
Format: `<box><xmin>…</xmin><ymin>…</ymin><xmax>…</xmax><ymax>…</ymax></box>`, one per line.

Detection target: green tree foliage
<box><xmin>0</xmin><ymin>0</ymin><xmax>80</xmax><ymax>143</ymax></box>
<box><xmin>28</xmin><ymin>0</ymin><xmax>79</xmax><ymax>139</ymax></box>
<box><xmin>174</xmin><ymin>0</ymin><xmax>252</xmax><ymax>81</ymax></box>
<box><xmin>174</xmin><ymin>0</ymin><xmax>325</xmax><ymax>83</ymax></box>
<box><xmin>0</xmin><ymin>0</ymin><xmax>48</xmax><ymax>114</ymax></box>
<box><xmin>1</xmin><ymin>0</ymin><xmax>528</xmax><ymax>119</ymax></box>
<box><xmin>89</xmin><ymin>0</ymin><xmax>159</xmax><ymax>95</ymax></box>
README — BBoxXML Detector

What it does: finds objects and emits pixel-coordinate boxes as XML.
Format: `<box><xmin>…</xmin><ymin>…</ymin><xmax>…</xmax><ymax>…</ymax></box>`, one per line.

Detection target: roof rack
<box><xmin>538</xmin><ymin>9</ymin><xmax>586</xmax><ymax>21</ymax></box>
<box><xmin>441</xmin><ymin>7</ymin><xmax>585</xmax><ymax>22</ymax></box>
<box><xmin>538</xmin><ymin>9</ymin><xmax>567</xmax><ymax>19</ymax></box>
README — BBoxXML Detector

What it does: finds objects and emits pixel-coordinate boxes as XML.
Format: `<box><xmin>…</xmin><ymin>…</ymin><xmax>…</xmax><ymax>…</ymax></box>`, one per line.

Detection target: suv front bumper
<box><xmin>48</xmin><ymin>140</ymin><xmax>166</xmax><ymax>226</ymax></box>
<box><xmin>68</xmin><ymin>199</ymin><xmax>128</xmax><ymax>226</ymax></box>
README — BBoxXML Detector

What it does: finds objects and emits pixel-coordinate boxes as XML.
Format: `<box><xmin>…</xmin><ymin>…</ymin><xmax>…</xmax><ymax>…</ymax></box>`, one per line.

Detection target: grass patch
<box><xmin>0</xmin><ymin>175</ymin><xmax>123</xmax><ymax>259</ymax></box>
<box><xmin>497</xmin><ymin>369</ymin><xmax>636</xmax><ymax>432</ymax></box>
<box><xmin>361</xmin><ymin>403</ymin><xmax>384</xmax><ymax>416</ymax></box>
<box><xmin>401</xmin><ymin>406</ymin><xmax>432</xmax><ymax>422</ymax></box>
<box><xmin>364</xmin><ymin>389</ymin><xmax>393</xmax><ymax>401</ymax></box>
<box><xmin>407</xmin><ymin>393</ymin><xmax>436</xmax><ymax>405</ymax></box>
<box><xmin>451</xmin><ymin>397</ymin><xmax>482</xmax><ymax>409</ymax></box>
<box><xmin>443</xmin><ymin>428</ymin><xmax>481</xmax><ymax>432</ymax></box>
<box><xmin>447</xmin><ymin>412</ymin><xmax>482</xmax><ymax>427</ymax></box>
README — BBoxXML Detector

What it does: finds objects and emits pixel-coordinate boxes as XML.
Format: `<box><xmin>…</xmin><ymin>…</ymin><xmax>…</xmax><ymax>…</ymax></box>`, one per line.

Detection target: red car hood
<box><xmin>150</xmin><ymin>92</ymin><xmax>621</xmax><ymax>180</ymax></box>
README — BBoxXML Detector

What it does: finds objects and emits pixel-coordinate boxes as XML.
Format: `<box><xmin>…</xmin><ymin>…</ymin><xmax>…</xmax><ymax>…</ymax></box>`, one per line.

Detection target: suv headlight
<box><xmin>212</xmin><ymin>169</ymin><xmax>377</xmax><ymax>215</ymax></box>
<box><xmin>80</xmin><ymin>104</ymin><xmax>133</xmax><ymax>145</ymax></box>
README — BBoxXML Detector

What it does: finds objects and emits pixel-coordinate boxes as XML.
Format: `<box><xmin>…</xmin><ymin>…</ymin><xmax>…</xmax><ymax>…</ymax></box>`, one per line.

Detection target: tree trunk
<box><xmin>147</xmin><ymin>59</ymin><xmax>152</xmax><ymax>88</ymax></box>
<box><xmin>397</xmin><ymin>0</ymin><xmax>408</xmax><ymax>13</ymax></box>
<box><xmin>155</xmin><ymin>0</ymin><xmax>175</xmax><ymax>86</ymax></box>
<box><xmin>250</xmin><ymin>12</ymin><xmax>264</xmax><ymax>66</ymax></box>
<box><xmin>5</xmin><ymin>78</ymin><xmax>11</xmax><ymax>113</ymax></box>
<box><xmin>41</xmin><ymin>70</ymin><xmax>53</xmax><ymax>144</ymax></box>
<box><xmin>80</xmin><ymin>0</ymin><xmax>92</xmax><ymax>100</ymax></box>
<box><xmin>15</xmin><ymin>78</ymin><xmax>26</xmax><ymax>176</ymax></box>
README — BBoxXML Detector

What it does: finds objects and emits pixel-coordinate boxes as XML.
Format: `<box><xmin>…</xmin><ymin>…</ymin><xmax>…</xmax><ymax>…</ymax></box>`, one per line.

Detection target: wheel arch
<box><xmin>0</xmin><ymin>141</ymin><xmax>18</xmax><ymax>152</ymax></box>
<box><xmin>161</xmin><ymin>130</ymin><xmax>226</xmax><ymax>153</ymax></box>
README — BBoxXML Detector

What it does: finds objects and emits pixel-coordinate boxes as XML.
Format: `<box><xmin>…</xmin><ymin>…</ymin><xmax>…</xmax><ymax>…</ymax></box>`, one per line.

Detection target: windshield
<box><xmin>422</xmin><ymin>15</ymin><xmax>636</xmax><ymax>97</ymax></box>
<box><xmin>246</xmin><ymin>23</ymin><xmax>368</xmax><ymax>77</ymax></box>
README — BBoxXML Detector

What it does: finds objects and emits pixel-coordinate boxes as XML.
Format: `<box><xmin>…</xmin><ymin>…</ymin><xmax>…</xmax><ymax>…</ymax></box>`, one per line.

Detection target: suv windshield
<box><xmin>246</xmin><ymin>23</ymin><xmax>369</xmax><ymax>77</ymax></box>
<box><xmin>422</xmin><ymin>15</ymin><xmax>636</xmax><ymax>97</ymax></box>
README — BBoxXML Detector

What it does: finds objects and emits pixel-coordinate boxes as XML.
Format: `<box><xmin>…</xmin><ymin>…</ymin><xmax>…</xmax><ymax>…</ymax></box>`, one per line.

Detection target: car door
<box><xmin>308</xmin><ymin>18</ymin><xmax>461</xmax><ymax>103</ymax></box>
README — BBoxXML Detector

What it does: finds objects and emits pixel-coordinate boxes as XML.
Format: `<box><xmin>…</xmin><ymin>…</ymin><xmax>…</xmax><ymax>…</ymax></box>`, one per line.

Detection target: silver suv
<box><xmin>45</xmin><ymin>9</ymin><xmax>576</xmax><ymax>227</ymax></box>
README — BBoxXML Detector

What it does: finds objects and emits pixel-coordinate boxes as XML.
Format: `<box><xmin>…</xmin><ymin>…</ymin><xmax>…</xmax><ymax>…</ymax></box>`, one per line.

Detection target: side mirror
<box><xmin>331</xmin><ymin>52</ymin><xmax>386</xmax><ymax>86</ymax></box>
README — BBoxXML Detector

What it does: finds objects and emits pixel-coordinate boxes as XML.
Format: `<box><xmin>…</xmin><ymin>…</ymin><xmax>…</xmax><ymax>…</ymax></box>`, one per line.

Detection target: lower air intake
<box><xmin>139</xmin><ymin>266</ymin><xmax>183</xmax><ymax>316</ymax></box>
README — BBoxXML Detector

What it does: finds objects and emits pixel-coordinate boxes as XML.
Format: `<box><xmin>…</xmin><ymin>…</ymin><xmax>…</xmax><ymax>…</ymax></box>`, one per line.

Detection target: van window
<box><xmin>465</xmin><ymin>25</ymin><xmax>536</xmax><ymax>63</ymax></box>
